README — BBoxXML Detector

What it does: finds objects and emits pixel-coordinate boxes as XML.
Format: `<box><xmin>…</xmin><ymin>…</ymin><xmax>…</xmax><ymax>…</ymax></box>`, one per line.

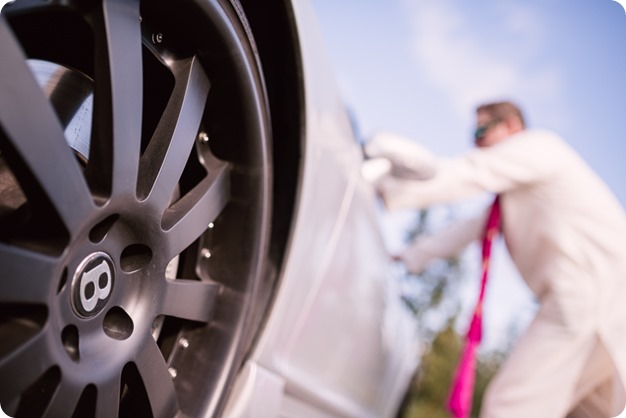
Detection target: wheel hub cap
<box><xmin>71</xmin><ymin>252</ymin><xmax>115</xmax><ymax>318</ymax></box>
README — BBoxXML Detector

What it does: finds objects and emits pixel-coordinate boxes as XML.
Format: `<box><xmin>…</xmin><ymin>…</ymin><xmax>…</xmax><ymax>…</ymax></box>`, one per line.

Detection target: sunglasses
<box><xmin>474</xmin><ymin>119</ymin><xmax>502</xmax><ymax>141</ymax></box>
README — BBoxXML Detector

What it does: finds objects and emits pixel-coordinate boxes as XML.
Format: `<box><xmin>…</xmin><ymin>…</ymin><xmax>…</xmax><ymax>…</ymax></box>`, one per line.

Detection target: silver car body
<box><xmin>223</xmin><ymin>1</ymin><xmax>420</xmax><ymax>416</ymax></box>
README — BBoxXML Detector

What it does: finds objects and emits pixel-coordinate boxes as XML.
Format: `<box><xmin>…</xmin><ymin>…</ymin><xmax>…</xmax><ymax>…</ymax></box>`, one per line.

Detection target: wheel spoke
<box><xmin>162</xmin><ymin>280</ymin><xmax>219</xmax><ymax>323</ymax></box>
<box><xmin>0</xmin><ymin>0</ymin><xmax>53</xmax><ymax>15</ymax></box>
<box><xmin>139</xmin><ymin>57</ymin><xmax>210</xmax><ymax>209</ymax></box>
<box><xmin>0</xmin><ymin>17</ymin><xmax>95</xmax><ymax>232</ymax></box>
<box><xmin>87</xmin><ymin>0</ymin><xmax>142</xmax><ymax>197</ymax></box>
<box><xmin>94</xmin><ymin>376</ymin><xmax>120</xmax><ymax>418</ymax></box>
<box><xmin>0</xmin><ymin>243</ymin><xmax>56</xmax><ymax>304</ymax></box>
<box><xmin>0</xmin><ymin>331</ymin><xmax>53</xmax><ymax>403</ymax></box>
<box><xmin>135</xmin><ymin>338</ymin><xmax>179</xmax><ymax>417</ymax></box>
<box><xmin>42</xmin><ymin>379</ymin><xmax>83</xmax><ymax>418</ymax></box>
<box><xmin>162</xmin><ymin>162</ymin><xmax>230</xmax><ymax>258</ymax></box>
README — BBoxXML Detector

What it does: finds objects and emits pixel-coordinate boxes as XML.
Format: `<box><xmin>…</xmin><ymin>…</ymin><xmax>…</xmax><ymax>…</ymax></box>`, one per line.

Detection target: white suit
<box><xmin>372</xmin><ymin>129</ymin><xmax>626</xmax><ymax>417</ymax></box>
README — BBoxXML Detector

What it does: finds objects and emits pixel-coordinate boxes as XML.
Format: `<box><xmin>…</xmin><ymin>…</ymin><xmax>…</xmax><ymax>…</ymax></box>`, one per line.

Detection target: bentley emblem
<box><xmin>72</xmin><ymin>252</ymin><xmax>115</xmax><ymax>317</ymax></box>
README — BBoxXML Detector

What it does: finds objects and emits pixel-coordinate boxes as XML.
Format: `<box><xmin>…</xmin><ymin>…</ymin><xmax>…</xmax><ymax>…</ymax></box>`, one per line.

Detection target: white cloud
<box><xmin>402</xmin><ymin>0</ymin><xmax>563</xmax><ymax>119</ymax></box>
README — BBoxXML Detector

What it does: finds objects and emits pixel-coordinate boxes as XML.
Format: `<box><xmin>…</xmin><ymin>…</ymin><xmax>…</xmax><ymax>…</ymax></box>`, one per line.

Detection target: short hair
<box><xmin>476</xmin><ymin>101</ymin><xmax>526</xmax><ymax>128</ymax></box>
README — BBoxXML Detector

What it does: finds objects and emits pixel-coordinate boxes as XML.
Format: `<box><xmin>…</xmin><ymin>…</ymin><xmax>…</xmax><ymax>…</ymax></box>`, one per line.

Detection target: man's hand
<box><xmin>361</xmin><ymin>157</ymin><xmax>391</xmax><ymax>185</ymax></box>
<box><xmin>364</xmin><ymin>132</ymin><xmax>437</xmax><ymax>180</ymax></box>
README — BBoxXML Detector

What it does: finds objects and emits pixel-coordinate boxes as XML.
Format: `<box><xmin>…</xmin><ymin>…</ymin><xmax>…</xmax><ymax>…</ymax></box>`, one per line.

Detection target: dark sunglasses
<box><xmin>474</xmin><ymin>119</ymin><xmax>502</xmax><ymax>141</ymax></box>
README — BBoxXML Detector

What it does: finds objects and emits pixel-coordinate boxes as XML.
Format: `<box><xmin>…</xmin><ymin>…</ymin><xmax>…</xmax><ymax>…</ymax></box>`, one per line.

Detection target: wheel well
<box><xmin>235</xmin><ymin>0</ymin><xmax>304</xmax><ymax>339</ymax></box>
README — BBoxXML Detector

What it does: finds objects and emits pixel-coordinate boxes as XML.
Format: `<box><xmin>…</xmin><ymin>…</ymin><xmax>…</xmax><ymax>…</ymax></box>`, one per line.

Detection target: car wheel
<box><xmin>0</xmin><ymin>0</ymin><xmax>272</xmax><ymax>416</ymax></box>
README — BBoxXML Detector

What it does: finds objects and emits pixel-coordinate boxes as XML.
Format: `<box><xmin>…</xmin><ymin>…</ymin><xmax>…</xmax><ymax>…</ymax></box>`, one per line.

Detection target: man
<box><xmin>366</xmin><ymin>101</ymin><xmax>626</xmax><ymax>417</ymax></box>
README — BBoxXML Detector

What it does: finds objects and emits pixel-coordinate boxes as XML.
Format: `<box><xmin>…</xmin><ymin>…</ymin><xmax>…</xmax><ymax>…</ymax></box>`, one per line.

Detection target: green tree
<box><xmin>399</xmin><ymin>322</ymin><xmax>503</xmax><ymax>418</ymax></box>
<box><xmin>401</xmin><ymin>324</ymin><xmax>459</xmax><ymax>418</ymax></box>
<box><xmin>399</xmin><ymin>210</ymin><xmax>464</xmax><ymax>342</ymax></box>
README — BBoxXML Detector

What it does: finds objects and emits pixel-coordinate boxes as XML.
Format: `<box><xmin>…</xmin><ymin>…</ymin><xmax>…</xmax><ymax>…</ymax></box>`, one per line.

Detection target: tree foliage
<box><xmin>398</xmin><ymin>322</ymin><xmax>504</xmax><ymax>418</ymax></box>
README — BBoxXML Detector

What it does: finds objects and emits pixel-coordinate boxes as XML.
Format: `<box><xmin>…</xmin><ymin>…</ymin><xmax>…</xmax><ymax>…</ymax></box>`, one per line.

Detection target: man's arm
<box><xmin>400</xmin><ymin>213</ymin><xmax>486</xmax><ymax>274</ymax></box>
<box><xmin>378</xmin><ymin>129</ymin><xmax>563</xmax><ymax>210</ymax></box>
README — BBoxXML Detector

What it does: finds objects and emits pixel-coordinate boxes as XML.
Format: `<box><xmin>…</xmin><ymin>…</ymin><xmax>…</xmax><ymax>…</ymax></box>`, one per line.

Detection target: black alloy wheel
<box><xmin>0</xmin><ymin>0</ymin><xmax>273</xmax><ymax>416</ymax></box>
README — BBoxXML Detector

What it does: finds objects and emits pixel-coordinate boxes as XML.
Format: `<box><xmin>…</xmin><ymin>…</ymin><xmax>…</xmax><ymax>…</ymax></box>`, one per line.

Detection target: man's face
<box><xmin>474</xmin><ymin>111</ymin><xmax>511</xmax><ymax>148</ymax></box>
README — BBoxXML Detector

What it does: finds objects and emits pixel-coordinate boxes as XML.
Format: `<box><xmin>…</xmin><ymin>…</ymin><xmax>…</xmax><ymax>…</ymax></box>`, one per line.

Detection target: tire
<box><xmin>0</xmin><ymin>0</ymin><xmax>272</xmax><ymax>416</ymax></box>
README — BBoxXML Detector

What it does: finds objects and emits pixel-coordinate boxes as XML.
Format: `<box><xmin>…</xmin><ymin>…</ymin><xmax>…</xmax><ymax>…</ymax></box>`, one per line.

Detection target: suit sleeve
<box><xmin>401</xmin><ymin>212</ymin><xmax>486</xmax><ymax>274</ymax></box>
<box><xmin>378</xmin><ymin>130</ymin><xmax>562</xmax><ymax>210</ymax></box>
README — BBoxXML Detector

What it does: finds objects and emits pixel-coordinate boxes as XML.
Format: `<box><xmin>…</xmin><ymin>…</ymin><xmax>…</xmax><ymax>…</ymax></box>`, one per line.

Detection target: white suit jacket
<box><xmin>377</xmin><ymin>129</ymin><xmax>626</xmax><ymax>406</ymax></box>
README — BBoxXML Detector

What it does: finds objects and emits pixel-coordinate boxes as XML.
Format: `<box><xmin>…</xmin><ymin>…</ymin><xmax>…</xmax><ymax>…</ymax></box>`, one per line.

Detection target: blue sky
<box><xmin>311</xmin><ymin>0</ymin><xmax>626</xmax><ymax>350</ymax></box>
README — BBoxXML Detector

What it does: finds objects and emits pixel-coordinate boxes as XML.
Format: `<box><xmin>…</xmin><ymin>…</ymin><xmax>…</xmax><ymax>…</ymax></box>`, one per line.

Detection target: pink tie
<box><xmin>447</xmin><ymin>196</ymin><xmax>501</xmax><ymax>418</ymax></box>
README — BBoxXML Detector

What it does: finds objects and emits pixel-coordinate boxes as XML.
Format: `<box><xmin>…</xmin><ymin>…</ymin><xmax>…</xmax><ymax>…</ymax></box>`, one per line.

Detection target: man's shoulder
<box><xmin>512</xmin><ymin>128</ymin><xmax>563</xmax><ymax>142</ymax></box>
<box><xmin>503</xmin><ymin>128</ymin><xmax>569</xmax><ymax>153</ymax></box>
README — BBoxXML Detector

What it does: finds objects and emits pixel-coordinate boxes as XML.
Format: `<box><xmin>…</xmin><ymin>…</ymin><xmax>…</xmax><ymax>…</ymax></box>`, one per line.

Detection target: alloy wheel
<box><xmin>0</xmin><ymin>0</ymin><xmax>271</xmax><ymax>416</ymax></box>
